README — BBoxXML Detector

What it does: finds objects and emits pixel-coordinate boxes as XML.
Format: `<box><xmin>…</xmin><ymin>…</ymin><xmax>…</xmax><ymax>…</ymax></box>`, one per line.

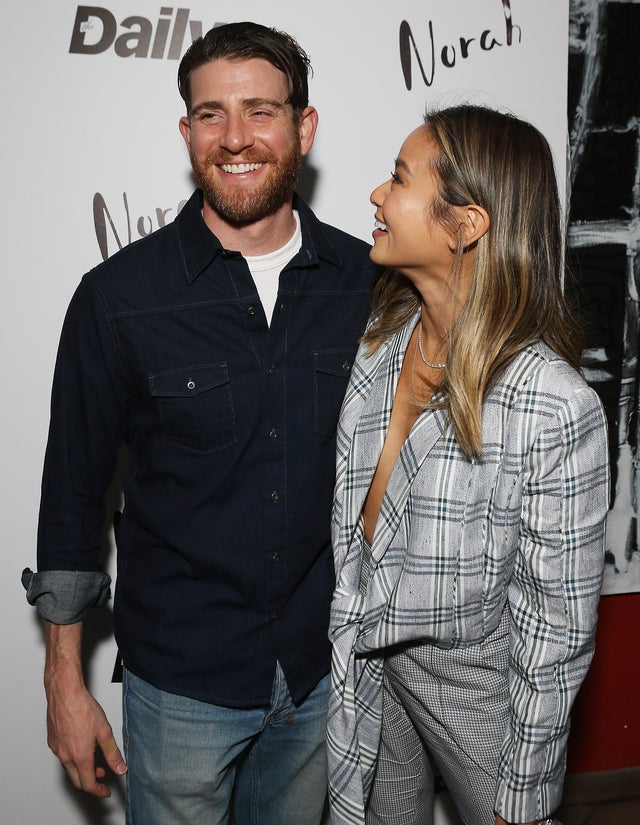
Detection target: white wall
<box><xmin>0</xmin><ymin>1</ymin><xmax>568</xmax><ymax>822</ymax></box>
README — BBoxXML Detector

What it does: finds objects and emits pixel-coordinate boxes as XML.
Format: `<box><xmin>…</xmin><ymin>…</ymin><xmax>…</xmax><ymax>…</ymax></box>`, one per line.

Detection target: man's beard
<box><xmin>190</xmin><ymin>138</ymin><xmax>302</xmax><ymax>226</ymax></box>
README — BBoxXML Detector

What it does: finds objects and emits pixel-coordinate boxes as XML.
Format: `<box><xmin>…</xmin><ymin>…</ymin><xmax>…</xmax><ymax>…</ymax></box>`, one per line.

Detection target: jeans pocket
<box><xmin>312</xmin><ymin>348</ymin><xmax>353</xmax><ymax>439</ymax></box>
<box><xmin>149</xmin><ymin>362</ymin><xmax>237</xmax><ymax>454</ymax></box>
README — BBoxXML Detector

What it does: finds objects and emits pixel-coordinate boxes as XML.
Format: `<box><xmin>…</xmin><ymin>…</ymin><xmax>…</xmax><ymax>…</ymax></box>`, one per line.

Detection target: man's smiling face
<box><xmin>179</xmin><ymin>57</ymin><xmax>304</xmax><ymax>226</ymax></box>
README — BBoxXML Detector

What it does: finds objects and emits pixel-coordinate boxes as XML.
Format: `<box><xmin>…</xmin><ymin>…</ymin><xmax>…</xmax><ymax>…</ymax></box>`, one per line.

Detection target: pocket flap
<box><xmin>149</xmin><ymin>363</ymin><xmax>229</xmax><ymax>398</ymax></box>
<box><xmin>313</xmin><ymin>349</ymin><xmax>353</xmax><ymax>378</ymax></box>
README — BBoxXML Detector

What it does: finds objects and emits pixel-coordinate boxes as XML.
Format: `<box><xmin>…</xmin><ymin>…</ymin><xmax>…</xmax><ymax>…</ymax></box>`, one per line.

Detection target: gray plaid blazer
<box><xmin>327</xmin><ymin>317</ymin><xmax>609</xmax><ymax>824</ymax></box>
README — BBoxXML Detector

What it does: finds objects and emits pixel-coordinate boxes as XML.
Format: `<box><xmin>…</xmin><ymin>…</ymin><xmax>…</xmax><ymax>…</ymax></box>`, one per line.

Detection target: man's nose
<box><xmin>220</xmin><ymin>112</ymin><xmax>254</xmax><ymax>152</ymax></box>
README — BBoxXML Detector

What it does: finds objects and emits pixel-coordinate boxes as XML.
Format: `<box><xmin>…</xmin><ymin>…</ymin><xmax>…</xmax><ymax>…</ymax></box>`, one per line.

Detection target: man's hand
<box><xmin>44</xmin><ymin>621</ymin><xmax>127</xmax><ymax>797</ymax></box>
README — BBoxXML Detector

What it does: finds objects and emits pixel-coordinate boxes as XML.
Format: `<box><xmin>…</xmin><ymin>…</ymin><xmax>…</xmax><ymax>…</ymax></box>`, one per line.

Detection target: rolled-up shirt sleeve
<box><xmin>22</xmin><ymin>568</ymin><xmax>111</xmax><ymax>624</ymax></box>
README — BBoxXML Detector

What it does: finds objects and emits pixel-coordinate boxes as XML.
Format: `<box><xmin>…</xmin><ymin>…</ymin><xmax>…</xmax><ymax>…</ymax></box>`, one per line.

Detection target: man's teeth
<box><xmin>375</xmin><ymin>220</ymin><xmax>388</xmax><ymax>231</ymax></box>
<box><xmin>220</xmin><ymin>162</ymin><xmax>263</xmax><ymax>174</ymax></box>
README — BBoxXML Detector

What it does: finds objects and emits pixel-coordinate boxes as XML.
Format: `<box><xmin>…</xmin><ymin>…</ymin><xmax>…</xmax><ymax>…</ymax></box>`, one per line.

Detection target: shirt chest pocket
<box><xmin>313</xmin><ymin>349</ymin><xmax>353</xmax><ymax>439</ymax></box>
<box><xmin>148</xmin><ymin>363</ymin><xmax>237</xmax><ymax>454</ymax></box>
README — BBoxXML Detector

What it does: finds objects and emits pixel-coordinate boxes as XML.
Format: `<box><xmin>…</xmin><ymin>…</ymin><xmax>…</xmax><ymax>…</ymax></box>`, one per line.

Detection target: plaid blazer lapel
<box><xmin>370</xmin><ymin>405</ymin><xmax>447</xmax><ymax>566</ymax></box>
<box><xmin>338</xmin><ymin>323</ymin><xmax>414</xmax><ymax>556</ymax></box>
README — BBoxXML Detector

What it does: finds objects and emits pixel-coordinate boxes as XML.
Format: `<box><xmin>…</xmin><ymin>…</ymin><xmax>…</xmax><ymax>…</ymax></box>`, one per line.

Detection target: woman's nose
<box><xmin>370</xmin><ymin>179</ymin><xmax>389</xmax><ymax>206</ymax></box>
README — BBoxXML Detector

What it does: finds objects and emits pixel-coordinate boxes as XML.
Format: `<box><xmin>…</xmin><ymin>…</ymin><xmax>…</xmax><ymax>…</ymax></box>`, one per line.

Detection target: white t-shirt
<box><xmin>245</xmin><ymin>211</ymin><xmax>302</xmax><ymax>325</ymax></box>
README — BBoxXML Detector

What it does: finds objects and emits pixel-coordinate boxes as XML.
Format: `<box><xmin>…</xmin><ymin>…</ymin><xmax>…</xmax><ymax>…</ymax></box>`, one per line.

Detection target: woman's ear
<box><xmin>459</xmin><ymin>204</ymin><xmax>490</xmax><ymax>248</ymax></box>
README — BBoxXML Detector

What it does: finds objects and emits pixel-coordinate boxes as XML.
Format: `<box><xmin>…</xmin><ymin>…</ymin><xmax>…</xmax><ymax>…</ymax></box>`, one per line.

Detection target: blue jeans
<box><xmin>122</xmin><ymin>664</ymin><xmax>329</xmax><ymax>825</ymax></box>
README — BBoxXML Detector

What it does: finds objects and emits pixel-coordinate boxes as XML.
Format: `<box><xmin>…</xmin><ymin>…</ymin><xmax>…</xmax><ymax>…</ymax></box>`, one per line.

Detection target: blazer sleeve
<box><xmin>494</xmin><ymin>384</ymin><xmax>609</xmax><ymax>823</ymax></box>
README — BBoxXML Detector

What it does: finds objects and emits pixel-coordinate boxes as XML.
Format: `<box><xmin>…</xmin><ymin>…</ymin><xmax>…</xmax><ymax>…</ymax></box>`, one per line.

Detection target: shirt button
<box><xmin>269</xmin><ymin>428</ymin><xmax>278</xmax><ymax>439</ymax></box>
<box><xmin>342</xmin><ymin>361</ymin><xmax>351</xmax><ymax>372</ymax></box>
<box><xmin>272</xmin><ymin>552</ymin><xmax>281</xmax><ymax>563</ymax></box>
<box><xmin>270</xmin><ymin>491</ymin><xmax>279</xmax><ymax>503</ymax></box>
<box><xmin>247</xmin><ymin>306</ymin><xmax>256</xmax><ymax>316</ymax></box>
<box><xmin>268</xmin><ymin>365</ymin><xmax>276</xmax><ymax>375</ymax></box>
<box><xmin>187</xmin><ymin>379</ymin><xmax>196</xmax><ymax>390</ymax></box>
<box><xmin>271</xmin><ymin>611</ymin><xmax>279</xmax><ymax>622</ymax></box>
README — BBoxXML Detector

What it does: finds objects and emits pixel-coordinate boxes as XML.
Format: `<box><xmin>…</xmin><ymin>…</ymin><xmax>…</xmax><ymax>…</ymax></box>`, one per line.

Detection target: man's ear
<box><xmin>456</xmin><ymin>203</ymin><xmax>490</xmax><ymax>249</ymax></box>
<box><xmin>178</xmin><ymin>116</ymin><xmax>192</xmax><ymax>153</ymax></box>
<box><xmin>298</xmin><ymin>107</ymin><xmax>319</xmax><ymax>157</ymax></box>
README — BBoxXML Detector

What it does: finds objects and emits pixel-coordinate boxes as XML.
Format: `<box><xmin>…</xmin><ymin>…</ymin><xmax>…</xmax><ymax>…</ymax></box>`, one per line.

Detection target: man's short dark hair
<box><xmin>178</xmin><ymin>21</ymin><xmax>312</xmax><ymax>117</ymax></box>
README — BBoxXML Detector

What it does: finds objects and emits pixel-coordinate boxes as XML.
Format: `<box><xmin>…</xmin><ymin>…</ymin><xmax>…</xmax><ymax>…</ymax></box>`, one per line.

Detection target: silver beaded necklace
<box><xmin>417</xmin><ymin>324</ymin><xmax>446</xmax><ymax>369</ymax></box>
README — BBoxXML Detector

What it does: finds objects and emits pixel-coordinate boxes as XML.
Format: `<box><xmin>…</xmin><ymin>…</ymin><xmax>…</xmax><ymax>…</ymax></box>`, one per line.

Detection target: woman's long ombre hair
<box><xmin>362</xmin><ymin>105</ymin><xmax>584</xmax><ymax>457</ymax></box>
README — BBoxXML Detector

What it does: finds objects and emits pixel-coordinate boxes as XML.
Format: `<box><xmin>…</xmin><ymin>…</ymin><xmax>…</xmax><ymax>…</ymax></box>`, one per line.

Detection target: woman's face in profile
<box><xmin>369</xmin><ymin>127</ymin><xmax>456</xmax><ymax>284</ymax></box>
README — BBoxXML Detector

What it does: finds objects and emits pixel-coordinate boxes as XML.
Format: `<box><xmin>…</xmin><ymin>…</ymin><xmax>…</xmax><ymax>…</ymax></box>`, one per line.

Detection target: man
<box><xmin>23</xmin><ymin>22</ymin><xmax>376</xmax><ymax>825</ymax></box>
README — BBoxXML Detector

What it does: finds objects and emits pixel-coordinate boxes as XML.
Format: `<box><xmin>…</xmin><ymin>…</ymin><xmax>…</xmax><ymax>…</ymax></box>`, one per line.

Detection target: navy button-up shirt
<box><xmin>32</xmin><ymin>190</ymin><xmax>376</xmax><ymax>707</ymax></box>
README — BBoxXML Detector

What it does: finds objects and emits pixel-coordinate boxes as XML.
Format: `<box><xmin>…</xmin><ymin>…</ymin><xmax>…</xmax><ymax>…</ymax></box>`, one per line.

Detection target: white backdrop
<box><xmin>1</xmin><ymin>2</ymin><xmax>568</xmax><ymax>823</ymax></box>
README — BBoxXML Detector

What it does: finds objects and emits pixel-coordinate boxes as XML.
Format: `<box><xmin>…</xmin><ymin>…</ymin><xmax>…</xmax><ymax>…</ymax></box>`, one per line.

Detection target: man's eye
<box><xmin>196</xmin><ymin>111</ymin><xmax>219</xmax><ymax>124</ymax></box>
<box><xmin>390</xmin><ymin>171</ymin><xmax>402</xmax><ymax>184</ymax></box>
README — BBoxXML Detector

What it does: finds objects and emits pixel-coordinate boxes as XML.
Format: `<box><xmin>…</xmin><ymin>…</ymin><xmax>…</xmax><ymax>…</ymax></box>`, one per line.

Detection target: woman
<box><xmin>327</xmin><ymin>106</ymin><xmax>609</xmax><ymax>825</ymax></box>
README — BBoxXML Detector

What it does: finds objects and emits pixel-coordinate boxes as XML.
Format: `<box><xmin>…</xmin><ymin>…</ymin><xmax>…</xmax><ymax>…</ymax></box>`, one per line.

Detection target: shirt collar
<box><xmin>175</xmin><ymin>190</ymin><xmax>223</xmax><ymax>285</ymax></box>
<box><xmin>176</xmin><ymin>190</ymin><xmax>344</xmax><ymax>285</ymax></box>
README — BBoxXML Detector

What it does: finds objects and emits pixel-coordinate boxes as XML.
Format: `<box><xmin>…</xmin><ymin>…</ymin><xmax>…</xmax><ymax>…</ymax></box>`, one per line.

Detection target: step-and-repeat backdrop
<box><xmin>1</xmin><ymin>2</ymin><xmax>568</xmax><ymax>822</ymax></box>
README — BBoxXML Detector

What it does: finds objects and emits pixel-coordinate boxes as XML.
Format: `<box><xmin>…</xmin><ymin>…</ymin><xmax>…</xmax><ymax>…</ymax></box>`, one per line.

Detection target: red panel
<box><xmin>566</xmin><ymin>593</ymin><xmax>640</xmax><ymax>773</ymax></box>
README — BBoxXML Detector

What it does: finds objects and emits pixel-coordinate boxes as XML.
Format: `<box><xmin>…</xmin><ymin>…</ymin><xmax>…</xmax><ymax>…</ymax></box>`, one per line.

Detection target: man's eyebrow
<box><xmin>394</xmin><ymin>157</ymin><xmax>411</xmax><ymax>174</ymax></box>
<box><xmin>190</xmin><ymin>101</ymin><xmax>221</xmax><ymax>115</ymax></box>
<box><xmin>243</xmin><ymin>97</ymin><xmax>288</xmax><ymax>109</ymax></box>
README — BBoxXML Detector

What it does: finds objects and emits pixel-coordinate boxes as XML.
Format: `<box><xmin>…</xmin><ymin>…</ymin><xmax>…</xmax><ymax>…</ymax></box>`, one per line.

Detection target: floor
<box><xmin>555</xmin><ymin>767</ymin><xmax>640</xmax><ymax>824</ymax></box>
